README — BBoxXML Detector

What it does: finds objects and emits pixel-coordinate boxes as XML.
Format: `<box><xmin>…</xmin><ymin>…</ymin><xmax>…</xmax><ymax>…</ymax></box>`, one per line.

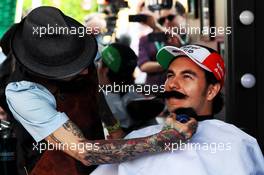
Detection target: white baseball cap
<box><xmin>157</xmin><ymin>44</ymin><xmax>225</xmax><ymax>86</ymax></box>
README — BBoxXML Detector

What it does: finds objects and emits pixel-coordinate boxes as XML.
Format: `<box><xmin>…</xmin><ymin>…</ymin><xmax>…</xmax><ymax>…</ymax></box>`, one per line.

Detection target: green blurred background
<box><xmin>0</xmin><ymin>0</ymin><xmax>17</xmax><ymax>38</ymax></box>
<box><xmin>0</xmin><ymin>0</ymin><xmax>98</xmax><ymax>38</ymax></box>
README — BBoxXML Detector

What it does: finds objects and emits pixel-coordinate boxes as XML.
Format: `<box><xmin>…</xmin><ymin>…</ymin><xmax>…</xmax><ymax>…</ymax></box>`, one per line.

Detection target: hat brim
<box><xmin>11</xmin><ymin>17</ymin><xmax>98</xmax><ymax>80</ymax></box>
<box><xmin>156</xmin><ymin>46</ymin><xmax>211</xmax><ymax>72</ymax></box>
<box><xmin>0</xmin><ymin>23</ymin><xmax>19</xmax><ymax>56</ymax></box>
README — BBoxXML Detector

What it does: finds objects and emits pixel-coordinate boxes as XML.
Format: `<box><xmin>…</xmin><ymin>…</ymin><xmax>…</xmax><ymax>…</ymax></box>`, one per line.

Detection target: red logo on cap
<box><xmin>202</xmin><ymin>53</ymin><xmax>225</xmax><ymax>85</ymax></box>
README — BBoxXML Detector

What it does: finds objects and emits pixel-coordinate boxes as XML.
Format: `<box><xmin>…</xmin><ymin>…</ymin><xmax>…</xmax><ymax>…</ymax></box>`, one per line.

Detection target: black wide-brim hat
<box><xmin>10</xmin><ymin>6</ymin><xmax>98</xmax><ymax>79</ymax></box>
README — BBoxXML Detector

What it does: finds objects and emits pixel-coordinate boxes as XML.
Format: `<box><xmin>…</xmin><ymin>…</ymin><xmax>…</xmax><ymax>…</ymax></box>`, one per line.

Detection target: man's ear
<box><xmin>206</xmin><ymin>83</ymin><xmax>221</xmax><ymax>101</ymax></box>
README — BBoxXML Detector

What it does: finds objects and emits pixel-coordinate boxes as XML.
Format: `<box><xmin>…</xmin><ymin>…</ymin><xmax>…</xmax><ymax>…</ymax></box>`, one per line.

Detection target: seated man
<box><xmin>92</xmin><ymin>45</ymin><xmax>264</xmax><ymax>175</ymax></box>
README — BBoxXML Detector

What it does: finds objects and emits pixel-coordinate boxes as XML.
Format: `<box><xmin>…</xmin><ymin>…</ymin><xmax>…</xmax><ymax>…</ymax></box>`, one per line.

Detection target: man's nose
<box><xmin>167</xmin><ymin>77</ymin><xmax>181</xmax><ymax>90</ymax></box>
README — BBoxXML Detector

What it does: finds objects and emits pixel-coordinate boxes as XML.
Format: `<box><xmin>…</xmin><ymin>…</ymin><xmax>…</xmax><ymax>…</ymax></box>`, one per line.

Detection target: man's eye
<box><xmin>183</xmin><ymin>74</ymin><xmax>193</xmax><ymax>79</ymax></box>
<box><xmin>167</xmin><ymin>74</ymin><xmax>173</xmax><ymax>78</ymax></box>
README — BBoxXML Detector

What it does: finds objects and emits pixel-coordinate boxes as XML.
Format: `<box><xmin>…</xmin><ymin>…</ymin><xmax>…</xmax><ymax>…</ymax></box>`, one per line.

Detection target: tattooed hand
<box><xmin>164</xmin><ymin>113</ymin><xmax>198</xmax><ymax>139</ymax></box>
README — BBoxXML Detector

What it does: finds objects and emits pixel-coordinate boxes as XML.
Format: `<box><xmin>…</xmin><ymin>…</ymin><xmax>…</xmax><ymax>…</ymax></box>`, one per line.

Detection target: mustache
<box><xmin>157</xmin><ymin>91</ymin><xmax>187</xmax><ymax>99</ymax></box>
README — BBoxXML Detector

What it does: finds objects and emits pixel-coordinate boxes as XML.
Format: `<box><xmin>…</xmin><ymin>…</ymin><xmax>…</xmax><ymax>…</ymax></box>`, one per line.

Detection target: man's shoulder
<box><xmin>5</xmin><ymin>81</ymin><xmax>56</xmax><ymax>112</ymax></box>
<box><xmin>5</xmin><ymin>81</ymin><xmax>49</xmax><ymax>93</ymax></box>
<box><xmin>198</xmin><ymin>119</ymin><xmax>258</xmax><ymax>144</ymax></box>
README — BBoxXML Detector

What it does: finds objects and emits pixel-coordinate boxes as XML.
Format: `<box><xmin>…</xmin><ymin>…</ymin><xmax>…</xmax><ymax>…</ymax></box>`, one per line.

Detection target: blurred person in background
<box><xmin>84</xmin><ymin>12</ymin><xmax>107</xmax><ymax>60</ymax></box>
<box><xmin>137</xmin><ymin>1</ymin><xmax>187</xmax><ymax>87</ymax></box>
<box><xmin>84</xmin><ymin>13</ymin><xmax>106</xmax><ymax>45</ymax></box>
<box><xmin>96</xmin><ymin>43</ymin><xmax>158</xmax><ymax>135</ymax></box>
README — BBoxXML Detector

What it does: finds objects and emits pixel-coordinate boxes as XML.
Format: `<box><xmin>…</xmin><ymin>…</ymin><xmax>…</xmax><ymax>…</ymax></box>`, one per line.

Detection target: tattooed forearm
<box><xmin>50</xmin><ymin>134</ymin><xmax>63</xmax><ymax>144</ymax></box>
<box><xmin>63</xmin><ymin>120</ymin><xmax>85</xmax><ymax>139</ymax></box>
<box><xmin>81</xmin><ymin>128</ymin><xmax>186</xmax><ymax>166</ymax></box>
<box><xmin>49</xmin><ymin>119</ymin><xmax>196</xmax><ymax>166</ymax></box>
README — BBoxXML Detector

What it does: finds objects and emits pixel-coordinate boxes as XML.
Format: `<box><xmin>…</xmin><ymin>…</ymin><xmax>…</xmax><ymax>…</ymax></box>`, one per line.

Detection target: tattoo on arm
<box><xmin>50</xmin><ymin>134</ymin><xmax>63</xmax><ymax>144</ymax></box>
<box><xmin>62</xmin><ymin>120</ymin><xmax>85</xmax><ymax>139</ymax></box>
<box><xmin>51</xmin><ymin>120</ymin><xmax>188</xmax><ymax>166</ymax></box>
<box><xmin>82</xmin><ymin>129</ymin><xmax>186</xmax><ymax>166</ymax></box>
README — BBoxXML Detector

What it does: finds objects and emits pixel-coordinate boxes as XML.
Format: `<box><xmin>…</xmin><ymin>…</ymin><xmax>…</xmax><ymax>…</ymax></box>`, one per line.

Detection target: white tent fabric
<box><xmin>92</xmin><ymin>119</ymin><xmax>264</xmax><ymax>175</ymax></box>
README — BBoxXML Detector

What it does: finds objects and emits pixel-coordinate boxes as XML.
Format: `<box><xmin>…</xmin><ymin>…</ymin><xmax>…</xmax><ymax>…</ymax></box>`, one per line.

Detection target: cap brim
<box><xmin>156</xmin><ymin>46</ymin><xmax>211</xmax><ymax>72</ymax></box>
